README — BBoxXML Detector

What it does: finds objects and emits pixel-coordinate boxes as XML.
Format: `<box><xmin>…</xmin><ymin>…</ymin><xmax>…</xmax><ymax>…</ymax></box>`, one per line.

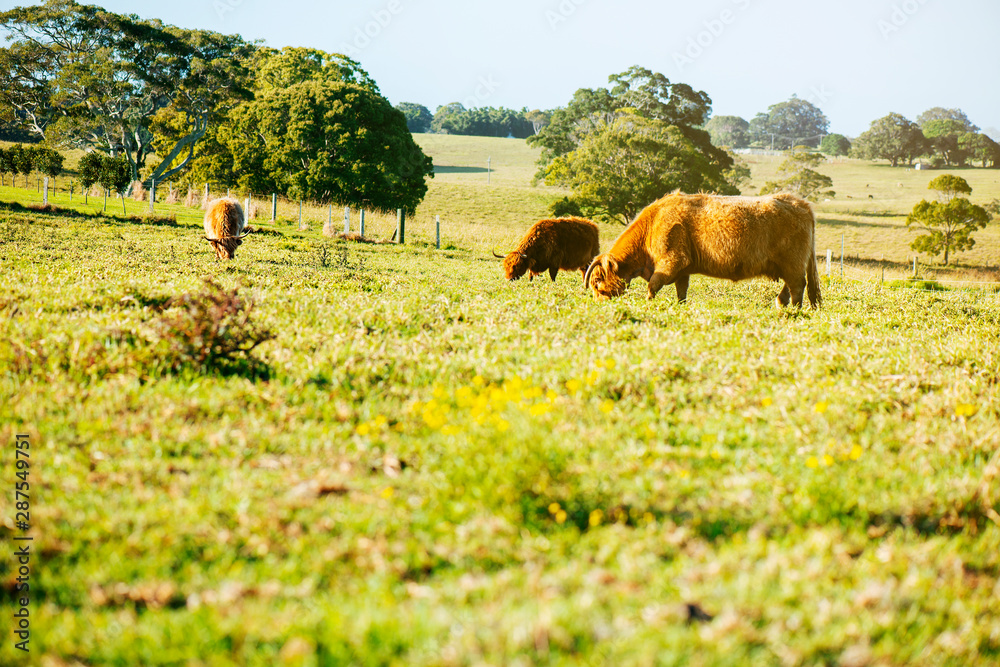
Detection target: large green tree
<box><xmin>705</xmin><ymin>115</ymin><xmax>750</xmax><ymax>149</ymax></box>
<box><xmin>223</xmin><ymin>79</ymin><xmax>432</xmax><ymax>212</ymax></box>
<box><xmin>916</xmin><ymin>107</ymin><xmax>978</xmax><ymax>132</ymax></box>
<box><xmin>544</xmin><ymin>114</ymin><xmax>739</xmax><ymax>224</ymax></box>
<box><xmin>907</xmin><ymin>176</ymin><xmax>989</xmax><ymax>265</ymax></box>
<box><xmin>748</xmin><ymin>97</ymin><xmax>829</xmax><ymax>149</ymax></box>
<box><xmin>396</xmin><ymin>102</ymin><xmax>433</xmax><ymax>133</ymax></box>
<box><xmin>922</xmin><ymin>119</ymin><xmax>971</xmax><ymax>166</ymax></box>
<box><xmin>0</xmin><ymin>0</ymin><xmax>255</xmax><ymax>186</ymax></box>
<box><xmin>958</xmin><ymin>132</ymin><xmax>1000</xmax><ymax>168</ymax></box>
<box><xmin>819</xmin><ymin>133</ymin><xmax>851</xmax><ymax>156</ymax></box>
<box><xmin>850</xmin><ymin>113</ymin><xmax>928</xmax><ymax>167</ymax></box>
<box><xmin>529</xmin><ymin>66</ymin><xmax>734</xmax><ymax>218</ymax></box>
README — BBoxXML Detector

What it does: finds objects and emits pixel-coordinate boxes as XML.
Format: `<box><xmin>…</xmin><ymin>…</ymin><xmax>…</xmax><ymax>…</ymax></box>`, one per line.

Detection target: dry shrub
<box><xmin>131</xmin><ymin>181</ymin><xmax>147</xmax><ymax>201</ymax></box>
<box><xmin>150</xmin><ymin>279</ymin><xmax>274</xmax><ymax>374</ymax></box>
<box><xmin>164</xmin><ymin>187</ymin><xmax>180</xmax><ymax>205</ymax></box>
<box><xmin>184</xmin><ymin>187</ymin><xmax>198</xmax><ymax>208</ymax></box>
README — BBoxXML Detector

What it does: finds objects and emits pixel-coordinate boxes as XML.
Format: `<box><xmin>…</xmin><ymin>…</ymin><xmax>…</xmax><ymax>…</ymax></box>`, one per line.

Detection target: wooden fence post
<box><xmin>397</xmin><ymin>208</ymin><xmax>405</xmax><ymax>244</ymax></box>
<box><xmin>825</xmin><ymin>249</ymin><xmax>831</xmax><ymax>277</ymax></box>
<box><xmin>913</xmin><ymin>256</ymin><xmax>918</xmax><ymax>278</ymax></box>
<box><xmin>271</xmin><ymin>193</ymin><xmax>277</xmax><ymax>222</ymax></box>
<box><xmin>43</xmin><ymin>177</ymin><xmax>48</xmax><ymax>206</ymax></box>
<box><xmin>344</xmin><ymin>206</ymin><xmax>350</xmax><ymax>234</ymax></box>
<box><xmin>150</xmin><ymin>179</ymin><xmax>155</xmax><ymax>213</ymax></box>
<box><xmin>360</xmin><ymin>210</ymin><xmax>365</xmax><ymax>238</ymax></box>
<box><xmin>298</xmin><ymin>201</ymin><xmax>303</xmax><ymax>230</ymax></box>
<box><xmin>436</xmin><ymin>215</ymin><xmax>440</xmax><ymax>249</ymax></box>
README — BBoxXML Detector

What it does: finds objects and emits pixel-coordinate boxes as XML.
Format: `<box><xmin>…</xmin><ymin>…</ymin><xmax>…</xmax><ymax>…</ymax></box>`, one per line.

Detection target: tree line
<box><xmin>707</xmin><ymin>104</ymin><xmax>1000</xmax><ymax>168</ymax></box>
<box><xmin>0</xmin><ymin>1</ymin><xmax>432</xmax><ymax>213</ymax></box>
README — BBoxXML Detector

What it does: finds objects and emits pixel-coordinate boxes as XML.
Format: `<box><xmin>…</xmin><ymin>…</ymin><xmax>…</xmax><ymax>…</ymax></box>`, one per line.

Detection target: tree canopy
<box><xmin>221</xmin><ymin>79</ymin><xmax>432</xmax><ymax>212</ymax></box>
<box><xmin>0</xmin><ymin>0</ymin><xmax>257</xmax><ymax>186</ymax></box>
<box><xmin>850</xmin><ymin>113</ymin><xmax>928</xmax><ymax>167</ymax></box>
<box><xmin>544</xmin><ymin>114</ymin><xmax>739</xmax><ymax>224</ymax></box>
<box><xmin>819</xmin><ymin>133</ymin><xmax>851</xmax><ymax>156</ymax></box>
<box><xmin>705</xmin><ymin>115</ymin><xmax>750</xmax><ymax>149</ymax></box>
<box><xmin>748</xmin><ymin>97</ymin><xmax>829</xmax><ymax>149</ymax></box>
<box><xmin>907</xmin><ymin>176</ymin><xmax>989</xmax><ymax>266</ymax></box>
<box><xmin>759</xmin><ymin>149</ymin><xmax>834</xmax><ymax>202</ymax></box>
<box><xmin>916</xmin><ymin>107</ymin><xmax>978</xmax><ymax>133</ymax></box>
<box><xmin>396</xmin><ymin>103</ymin><xmax>433</xmax><ymax>133</ymax></box>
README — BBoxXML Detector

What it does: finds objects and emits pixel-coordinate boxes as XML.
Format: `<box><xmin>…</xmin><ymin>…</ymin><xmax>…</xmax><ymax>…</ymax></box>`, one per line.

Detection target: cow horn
<box><xmin>236</xmin><ymin>229</ymin><xmax>251</xmax><ymax>239</ymax></box>
<box><xmin>492</xmin><ymin>249</ymin><xmax>506</xmax><ymax>259</ymax></box>
<box><xmin>583</xmin><ymin>258</ymin><xmax>598</xmax><ymax>290</ymax></box>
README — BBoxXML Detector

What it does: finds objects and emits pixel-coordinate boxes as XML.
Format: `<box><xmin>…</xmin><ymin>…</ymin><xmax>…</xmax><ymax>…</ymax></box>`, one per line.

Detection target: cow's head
<box><xmin>584</xmin><ymin>254</ymin><xmax>627</xmax><ymax>298</ymax></box>
<box><xmin>494</xmin><ymin>250</ymin><xmax>534</xmax><ymax>281</ymax></box>
<box><xmin>205</xmin><ymin>229</ymin><xmax>251</xmax><ymax>260</ymax></box>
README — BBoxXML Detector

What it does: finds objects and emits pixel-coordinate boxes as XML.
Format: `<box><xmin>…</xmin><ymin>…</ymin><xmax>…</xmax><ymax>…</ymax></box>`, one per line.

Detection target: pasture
<box><xmin>1</xmin><ymin>135</ymin><xmax>999</xmax><ymax>665</ymax></box>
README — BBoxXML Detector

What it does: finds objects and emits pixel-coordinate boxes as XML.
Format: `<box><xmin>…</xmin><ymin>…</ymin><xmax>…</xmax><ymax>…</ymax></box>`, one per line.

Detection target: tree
<box><xmin>759</xmin><ymin>149</ymin><xmax>834</xmax><ymax>202</ymax></box>
<box><xmin>927</xmin><ymin>174</ymin><xmax>972</xmax><ymax>201</ymax></box>
<box><xmin>916</xmin><ymin>107</ymin><xmax>978</xmax><ymax>132</ymax></box>
<box><xmin>906</xmin><ymin>176</ymin><xmax>989</xmax><ymax>265</ymax></box>
<box><xmin>396</xmin><ymin>103</ymin><xmax>432</xmax><ymax>133</ymax></box>
<box><xmin>78</xmin><ymin>150</ymin><xmax>103</xmax><ymax>204</ymax></box>
<box><xmin>705</xmin><ymin>115</ymin><xmax>750</xmax><ymax>148</ymax></box>
<box><xmin>528</xmin><ymin>66</ymin><xmax>732</xmax><ymax>210</ymax></box>
<box><xmin>150</xmin><ymin>47</ymin><xmax>378</xmax><ymax>190</ymax></box>
<box><xmin>923</xmin><ymin>119</ymin><xmax>970</xmax><ymax>166</ymax></box>
<box><xmin>8</xmin><ymin>144</ymin><xmax>36</xmax><ymax>187</ymax></box>
<box><xmin>958</xmin><ymin>132</ymin><xmax>1000</xmax><ymax>168</ymax></box>
<box><xmin>850</xmin><ymin>113</ymin><xmax>928</xmax><ymax>167</ymax></box>
<box><xmin>0</xmin><ymin>147</ymin><xmax>11</xmax><ymax>186</ymax></box>
<box><xmin>431</xmin><ymin>103</ymin><xmax>467</xmax><ymax>134</ymax></box>
<box><xmin>0</xmin><ymin>1</ymin><xmax>256</xmax><ymax>187</ymax></box>
<box><xmin>819</xmin><ymin>133</ymin><xmax>851</xmax><ymax>156</ymax></box>
<box><xmin>525</xmin><ymin>109</ymin><xmax>551</xmax><ymax>135</ymax></box>
<box><xmin>528</xmin><ymin>66</ymin><xmax>715</xmax><ymax>170</ymax></box>
<box><xmin>748</xmin><ymin>97</ymin><xmax>829</xmax><ymax>149</ymax></box>
<box><xmin>34</xmin><ymin>147</ymin><xmax>64</xmax><ymax>185</ymax></box>
<box><xmin>224</xmin><ymin>79</ymin><xmax>433</xmax><ymax>212</ymax></box>
<box><xmin>544</xmin><ymin>114</ymin><xmax>739</xmax><ymax>224</ymax></box>
<box><xmin>99</xmin><ymin>155</ymin><xmax>132</xmax><ymax>215</ymax></box>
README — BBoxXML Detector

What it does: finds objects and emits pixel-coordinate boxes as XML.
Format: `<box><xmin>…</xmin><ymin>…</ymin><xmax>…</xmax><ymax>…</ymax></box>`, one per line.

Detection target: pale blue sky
<box><xmin>7</xmin><ymin>0</ymin><xmax>999</xmax><ymax>136</ymax></box>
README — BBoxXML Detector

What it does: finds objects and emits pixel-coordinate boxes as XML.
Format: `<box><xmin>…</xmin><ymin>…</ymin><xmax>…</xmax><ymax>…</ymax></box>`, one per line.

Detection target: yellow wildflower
<box><xmin>556</xmin><ymin>510</ymin><xmax>567</xmax><ymax>524</ymax></box>
<box><xmin>548</xmin><ymin>502</ymin><xmax>560</xmax><ymax>515</ymax></box>
<box><xmin>814</xmin><ymin>402</ymin><xmax>828</xmax><ymax>414</ymax></box>
<box><xmin>822</xmin><ymin>455</ymin><xmax>834</xmax><ymax>467</ymax></box>
<box><xmin>356</xmin><ymin>423</ymin><xmax>371</xmax><ymax>436</ymax></box>
<box><xmin>589</xmin><ymin>509</ymin><xmax>603</xmax><ymax>527</ymax></box>
<box><xmin>381</xmin><ymin>487</ymin><xmax>394</xmax><ymax>499</ymax></box>
<box><xmin>956</xmin><ymin>404</ymin><xmax>977</xmax><ymax>418</ymax></box>
<box><xmin>849</xmin><ymin>445</ymin><xmax>863</xmax><ymax>461</ymax></box>
<box><xmin>529</xmin><ymin>403</ymin><xmax>551</xmax><ymax>417</ymax></box>
<box><xmin>761</xmin><ymin>397</ymin><xmax>773</xmax><ymax>407</ymax></box>
<box><xmin>599</xmin><ymin>399</ymin><xmax>614</xmax><ymax>414</ymax></box>
<box><xmin>806</xmin><ymin>456</ymin><xmax>819</xmax><ymax>469</ymax></box>
<box><xmin>565</xmin><ymin>379</ymin><xmax>582</xmax><ymax>395</ymax></box>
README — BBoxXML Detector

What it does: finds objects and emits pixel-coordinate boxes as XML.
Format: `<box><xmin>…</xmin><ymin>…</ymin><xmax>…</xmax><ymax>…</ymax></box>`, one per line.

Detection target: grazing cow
<box><xmin>203</xmin><ymin>197</ymin><xmax>250</xmax><ymax>260</ymax></box>
<box><xmin>584</xmin><ymin>193</ymin><xmax>820</xmax><ymax>308</ymax></box>
<box><xmin>493</xmin><ymin>217</ymin><xmax>600</xmax><ymax>282</ymax></box>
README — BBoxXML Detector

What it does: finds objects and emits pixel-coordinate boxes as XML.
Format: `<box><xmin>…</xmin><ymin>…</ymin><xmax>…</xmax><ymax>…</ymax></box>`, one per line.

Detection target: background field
<box><xmin>2</xmin><ymin>136</ymin><xmax>999</xmax><ymax>665</ymax></box>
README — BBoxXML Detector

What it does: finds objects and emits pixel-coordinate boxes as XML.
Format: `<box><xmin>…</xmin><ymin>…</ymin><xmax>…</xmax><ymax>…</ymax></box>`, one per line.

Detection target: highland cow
<box><xmin>494</xmin><ymin>217</ymin><xmax>600</xmax><ymax>282</ymax></box>
<box><xmin>203</xmin><ymin>197</ymin><xmax>250</xmax><ymax>260</ymax></box>
<box><xmin>584</xmin><ymin>193</ymin><xmax>820</xmax><ymax>308</ymax></box>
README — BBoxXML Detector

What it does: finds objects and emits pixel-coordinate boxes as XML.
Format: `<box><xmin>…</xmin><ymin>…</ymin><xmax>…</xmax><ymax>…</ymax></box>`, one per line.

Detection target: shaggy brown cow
<box><xmin>584</xmin><ymin>193</ymin><xmax>820</xmax><ymax>308</ymax></box>
<box><xmin>203</xmin><ymin>197</ymin><xmax>250</xmax><ymax>260</ymax></box>
<box><xmin>494</xmin><ymin>217</ymin><xmax>600</xmax><ymax>282</ymax></box>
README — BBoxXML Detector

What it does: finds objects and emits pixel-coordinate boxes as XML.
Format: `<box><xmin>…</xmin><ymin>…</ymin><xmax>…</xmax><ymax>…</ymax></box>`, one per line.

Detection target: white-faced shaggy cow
<box><xmin>494</xmin><ymin>217</ymin><xmax>600</xmax><ymax>282</ymax></box>
<box><xmin>203</xmin><ymin>197</ymin><xmax>250</xmax><ymax>260</ymax></box>
<box><xmin>584</xmin><ymin>192</ymin><xmax>820</xmax><ymax>308</ymax></box>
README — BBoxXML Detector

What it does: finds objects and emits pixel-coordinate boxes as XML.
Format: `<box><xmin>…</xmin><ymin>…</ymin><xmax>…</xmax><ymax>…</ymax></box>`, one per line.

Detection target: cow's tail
<box><xmin>806</xmin><ymin>211</ymin><xmax>821</xmax><ymax>309</ymax></box>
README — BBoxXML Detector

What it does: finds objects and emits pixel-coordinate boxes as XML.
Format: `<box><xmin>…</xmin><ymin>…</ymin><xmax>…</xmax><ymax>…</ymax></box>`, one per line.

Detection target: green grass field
<box><xmin>2</xmin><ymin>136</ymin><xmax>999</xmax><ymax>665</ymax></box>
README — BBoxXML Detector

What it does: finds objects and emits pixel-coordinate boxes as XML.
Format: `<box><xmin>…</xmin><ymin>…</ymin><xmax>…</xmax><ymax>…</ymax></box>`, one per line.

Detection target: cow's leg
<box><xmin>781</xmin><ymin>273</ymin><xmax>807</xmax><ymax>308</ymax></box>
<box><xmin>775</xmin><ymin>284</ymin><xmax>790</xmax><ymax>308</ymax></box>
<box><xmin>675</xmin><ymin>275</ymin><xmax>690</xmax><ymax>303</ymax></box>
<box><xmin>549</xmin><ymin>267</ymin><xmax>558</xmax><ymax>282</ymax></box>
<box><xmin>648</xmin><ymin>259</ymin><xmax>684</xmax><ymax>300</ymax></box>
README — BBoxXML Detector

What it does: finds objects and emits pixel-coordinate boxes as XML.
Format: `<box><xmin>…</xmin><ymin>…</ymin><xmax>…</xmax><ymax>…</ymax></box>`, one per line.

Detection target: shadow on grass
<box><xmin>816</xmin><ymin>215</ymin><xmax>899</xmax><ymax>229</ymax></box>
<box><xmin>434</xmin><ymin>166</ymin><xmax>489</xmax><ymax>175</ymax></box>
<box><xmin>0</xmin><ymin>199</ymin><xmax>182</xmax><ymax>227</ymax></box>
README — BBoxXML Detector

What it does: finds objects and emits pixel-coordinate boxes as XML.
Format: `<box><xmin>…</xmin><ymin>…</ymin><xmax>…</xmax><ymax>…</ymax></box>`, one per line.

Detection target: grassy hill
<box><xmin>1</xmin><ymin>135</ymin><xmax>999</xmax><ymax>665</ymax></box>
